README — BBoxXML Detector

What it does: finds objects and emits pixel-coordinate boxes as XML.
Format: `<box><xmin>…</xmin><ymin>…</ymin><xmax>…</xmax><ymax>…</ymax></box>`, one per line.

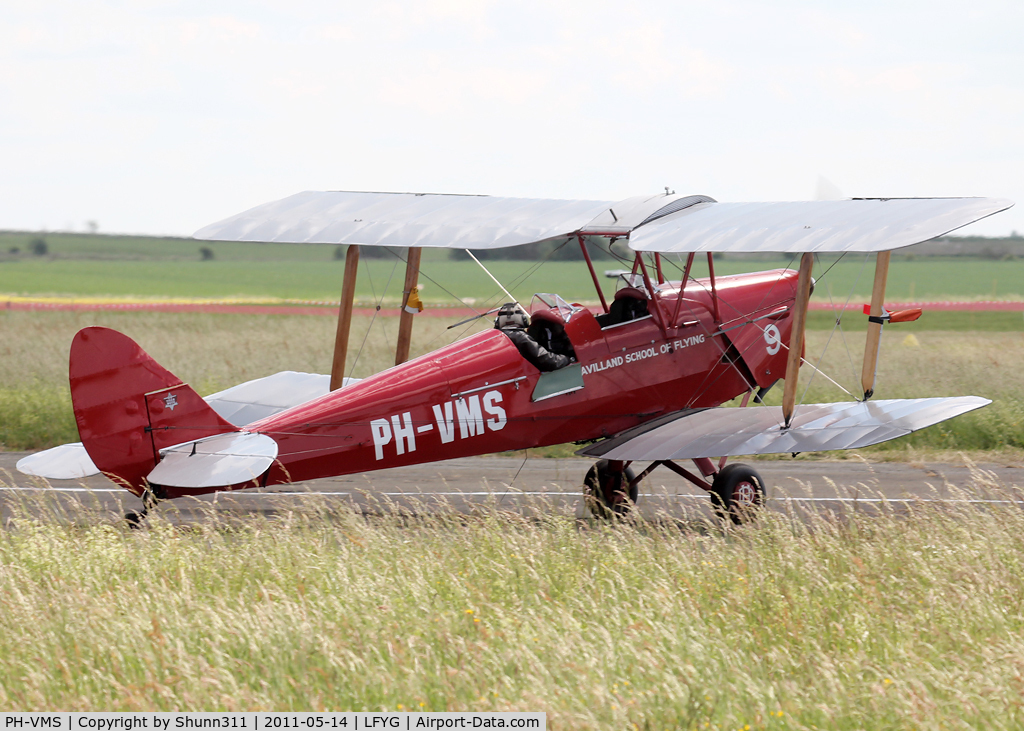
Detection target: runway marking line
<box><xmin>2</xmin><ymin>487</ymin><xmax>1019</xmax><ymax>504</ymax></box>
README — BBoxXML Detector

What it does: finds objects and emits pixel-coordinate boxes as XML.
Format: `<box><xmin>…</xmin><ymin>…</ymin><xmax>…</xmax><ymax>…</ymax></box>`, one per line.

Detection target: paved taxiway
<box><xmin>2</xmin><ymin>452</ymin><xmax>1022</xmax><ymax>525</ymax></box>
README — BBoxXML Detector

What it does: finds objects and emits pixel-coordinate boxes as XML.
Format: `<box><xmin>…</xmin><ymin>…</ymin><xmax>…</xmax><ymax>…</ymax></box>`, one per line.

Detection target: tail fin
<box><xmin>70</xmin><ymin>327</ymin><xmax>237</xmax><ymax>494</ymax></box>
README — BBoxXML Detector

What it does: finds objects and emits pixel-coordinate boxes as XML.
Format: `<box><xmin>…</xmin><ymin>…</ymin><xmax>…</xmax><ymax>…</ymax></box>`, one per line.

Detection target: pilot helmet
<box><xmin>495</xmin><ymin>302</ymin><xmax>530</xmax><ymax>330</ymax></box>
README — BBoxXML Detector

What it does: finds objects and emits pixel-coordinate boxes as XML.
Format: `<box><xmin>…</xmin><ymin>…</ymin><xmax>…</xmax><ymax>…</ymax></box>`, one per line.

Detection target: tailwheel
<box><xmin>710</xmin><ymin>463</ymin><xmax>765</xmax><ymax>525</ymax></box>
<box><xmin>584</xmin><ymin>460</ymin><xmax>638</xmax><ymax>517</ymax></box>
<box><xmin>125</xmin><ymin>486</ymin><xmax>161</xmax><ymax>528</ymax></box>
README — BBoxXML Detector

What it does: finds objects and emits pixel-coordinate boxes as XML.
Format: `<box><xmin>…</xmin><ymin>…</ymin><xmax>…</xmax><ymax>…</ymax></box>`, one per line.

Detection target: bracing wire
<box><xmin>347</xmin><ymin>256</ymin><xmax>400</xmax><ymax>380</ymax></box>
<box><xmin>415</xmin><ymin>239</ymin><xmax>578</xmax><ymax>350</ymax></box>
<box><xmin>498</xmin><ymin>450</ymin><xmax>531</xmax><ymax>505</ymax></box>
<box><xmin>466</xmin><ymin>250</ymin><xmax>518</xmax><ymax>304</ymax></box>
<box><xmin>796</xmin><ymin>252</ymin><xmax>870</xmax><ymax>407</ymax></box>
<box><xmin>659</xmin><ymin>252</ymin><xmax>801</xmax><ymax>407</ymax></box>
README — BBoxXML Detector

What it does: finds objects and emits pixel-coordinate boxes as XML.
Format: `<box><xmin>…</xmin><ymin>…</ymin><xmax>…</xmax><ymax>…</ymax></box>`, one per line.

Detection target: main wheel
<box><xmin>584</xmin><ymin>460</ymin><xmax>638</xmax><ymax>517</ymax></box>
<box><xmin>710</xmin><ymin>463</ymin><xmax>765</xmax><ymax>524</ymax></box>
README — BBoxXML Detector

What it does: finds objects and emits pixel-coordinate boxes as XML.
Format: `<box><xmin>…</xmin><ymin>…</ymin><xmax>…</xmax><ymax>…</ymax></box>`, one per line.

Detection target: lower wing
<box><xmin>578</xmin><ymin>397</ymin><xmax>990</xmax><ymax>460</ymax></box>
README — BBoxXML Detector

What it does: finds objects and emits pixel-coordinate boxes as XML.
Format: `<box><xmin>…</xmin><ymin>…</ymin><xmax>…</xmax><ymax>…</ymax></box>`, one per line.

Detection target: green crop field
<box><xmin>2</xmin><ymin>231</ymin><xmax>1024</xmax><ymax>305</ymax></box>
<box><xmin>3</xmin><ymin>256</ymin><xmax>1024</xmax><ymax>305</ymax></box>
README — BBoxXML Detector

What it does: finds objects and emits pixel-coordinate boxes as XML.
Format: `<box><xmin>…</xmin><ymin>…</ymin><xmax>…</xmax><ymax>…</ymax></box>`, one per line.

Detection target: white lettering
<box><xmin>582</xmin><ymin>356</ymin><xmax>624</xmax><ymax>375</ymax></box>
<box><xmin>432</xmin><ymin>402</ymin><xmax>456</xmax><ymax>443</ymax></box>
<box><xmin>370</xmin><ymin>418</ymin><xmax>392</xmax><ymax>460</ymax></box>
<box><xmin>764</xmin><ymin>324</ymin><xmax>781</xmax><ymax>355</ymax></box>
<box><xmin>391</xmin><ymin>412</ymin><xmax>417</xmax><ymax>456</ymax></box>
<box><xmin>625</xmin><ymin>347</ymin><xmax>657</xmax><ymax>363</ymax></box>
<box><xmin>455</xmin><ymin>395</ymin><xmax>484</xmax><ymax>439</ymax></box>
<box><xmin>483</xmin><ymin>390</ymin><xmax>506</xmax><ymax>431</ymax></box>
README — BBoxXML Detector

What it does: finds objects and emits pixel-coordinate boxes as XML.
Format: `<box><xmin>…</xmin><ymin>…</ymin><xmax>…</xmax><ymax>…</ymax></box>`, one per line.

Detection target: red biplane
<box><xmin>17</xmin><ymin>191</ymin><xmax>1013</xmax><ymax>523</ymax></box>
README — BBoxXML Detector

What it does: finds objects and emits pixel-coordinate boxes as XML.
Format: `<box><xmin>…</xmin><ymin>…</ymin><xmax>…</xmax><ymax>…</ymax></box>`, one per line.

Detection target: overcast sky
<box><xmin>2</xmin><ymin>0</ymin><xmax>1021</xmax><ymax>237</ymax></box>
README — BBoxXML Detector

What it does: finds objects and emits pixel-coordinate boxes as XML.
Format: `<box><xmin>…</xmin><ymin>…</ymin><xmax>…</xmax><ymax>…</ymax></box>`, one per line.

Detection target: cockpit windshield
<box><xmin>530</xmin><ymin>293</ymin><xmax>581</xmax><ymax>323</ymax></box>
<box><xmin>613</xmin><ymin>272</ymin><xmax>656</xmax><ymax>297</ymax></box>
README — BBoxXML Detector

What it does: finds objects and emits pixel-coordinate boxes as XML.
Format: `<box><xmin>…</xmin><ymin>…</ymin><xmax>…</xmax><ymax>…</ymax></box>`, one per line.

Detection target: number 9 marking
<box><xmin>764</xmin><ymin>324</ymin><xmax>781</xmax><ymax>355</ymax></box>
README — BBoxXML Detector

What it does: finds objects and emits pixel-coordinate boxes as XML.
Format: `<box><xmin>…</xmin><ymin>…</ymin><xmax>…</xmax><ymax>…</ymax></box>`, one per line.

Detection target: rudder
<box><xmin>70</xmin><ymin>327</ymin><xmax>237</xmax><ymax>494</ymax></box>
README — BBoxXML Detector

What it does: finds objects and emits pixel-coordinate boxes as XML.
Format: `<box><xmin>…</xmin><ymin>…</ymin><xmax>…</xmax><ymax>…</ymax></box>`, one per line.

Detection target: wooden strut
<box><xmin>330</xmin><ymin>245</ymin><xmax>360</xmax><ymax>391</ymax></box>
<box><xmin>578</xmin><ymin>234</ymin><xmax>609</xmax><ymax>314</ymax></box>
<box><xmin>860</xmin><ymin>250</ymin><xmax>891</xmax><ymax>400</ymax></box>
<box><xmin>635</xmin><ymin>253</ymin><xmax>666</xmax><ymax>334</ymax></box>
<box><xmin>706</xmin><ymin>252</ymin><xmax>720</xmax><ymax>323</ymax></box>
<box><xmin>395</xmin><ymin>246</ymin><xmax>422</xmax><ymax>366</ymax></box>
<box><xmin>781</xmin><ymin>252</ymin><xmax>815</xmax><ymax>428</ymax></box>
<box><xmin>671</xmin><ymin>252</ymin><xmax>696</xmax><ymax>326</ymax></box>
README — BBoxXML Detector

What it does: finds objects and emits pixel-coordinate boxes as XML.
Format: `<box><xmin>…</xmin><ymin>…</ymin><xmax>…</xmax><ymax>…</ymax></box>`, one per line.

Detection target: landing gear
<box><xmin>710</xmin><ymin>463</ymin><xmax>765</xmax><ymax>524</ymax></box>
<box><xmin>584</xmin><ymin>459</ymin><xmax>638</xmax><ymax>517</ymax></box>
<box><xmin>124</xmin><ymin>486</ymin><xmax>161</xmax><ymax>528</ymax></box>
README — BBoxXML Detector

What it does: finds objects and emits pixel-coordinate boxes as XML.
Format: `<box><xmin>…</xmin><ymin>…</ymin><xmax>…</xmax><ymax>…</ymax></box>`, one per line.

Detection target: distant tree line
<box><xmin>330</xmin><ymin>239</ymin><xmax>632</xmax><ymax>262</ymax></box>
<box><xmin>6</xmin><ymin>237</ymin><xmax>49</xmax><ymax>256</ymax></box>
<box><xmin>449</xmin><ymin>238</ymin><xmax>632</xmax><ymax>262</ymax></box>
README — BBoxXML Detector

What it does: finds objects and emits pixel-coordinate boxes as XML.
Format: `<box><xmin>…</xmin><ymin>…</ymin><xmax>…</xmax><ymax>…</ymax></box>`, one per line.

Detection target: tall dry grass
<box><xmin>2</xmin><ymin>496</ymin><xmax>1024</xmax><ymax>727</ymax></box>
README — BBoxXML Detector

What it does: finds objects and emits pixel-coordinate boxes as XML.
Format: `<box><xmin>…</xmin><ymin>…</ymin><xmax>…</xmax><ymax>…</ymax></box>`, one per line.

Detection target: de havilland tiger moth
<box><xmin>17</xmin><ymin>190</ymin><xmax>1014</xmax><ymax>523</ymax></box>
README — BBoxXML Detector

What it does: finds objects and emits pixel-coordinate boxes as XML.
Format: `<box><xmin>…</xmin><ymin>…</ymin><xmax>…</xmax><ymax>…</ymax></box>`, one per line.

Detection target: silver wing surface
<box><xmin>195</xmin><ymin>190</ymin><xmax>1012</xmax><ymax>254</ymax></box>
<box><xmin>194</xmin><ymin>190</ymin><xmax>615</xmax><ymax>249</ymax></box>
<box><xmin>578</xmin><ymin>397</ymin><xmax>991</xmax><ymax>461</ymax></box>
<box><xmin>204</xmin><ymin>371</ymin><xmax>350</xmax><ymax>426</ymax></box>
<box><xmin>629</xmin><ymin>198</ymin><xmax>1014</xmax><ymax>254</ymax></box>
<box><xmin>147</xmin><ymin>432</ymin><xmax>279</xmax><ymax>489</ymax></box>
<box><xmin>15</xmin><ymin>443</ymin><xmax>99</xmax><ymax>481</ymax></box>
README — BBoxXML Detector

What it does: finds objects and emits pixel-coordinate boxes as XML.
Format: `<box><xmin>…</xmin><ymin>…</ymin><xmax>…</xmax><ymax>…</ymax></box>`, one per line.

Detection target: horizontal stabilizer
<box><xmin>16</xmin><ymin>443</ymin><xmax>100</xmax><ymax>480</ymax></box>
<box><xmin>147</xmin><ymin>432</ymin><xmax>279</xmax><ymax>489</ymax></box>
<box><xmin>579</xmin><ymin>397</ymin><xmax>991</xmax><ymax>460</ymax></box>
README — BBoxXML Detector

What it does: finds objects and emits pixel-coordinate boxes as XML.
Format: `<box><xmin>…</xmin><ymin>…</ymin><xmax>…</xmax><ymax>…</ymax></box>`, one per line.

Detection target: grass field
<box><xmin>3</xmin><ymin>499</ymin><xmax>1024</xmax><ymax>727</ymax></box>
<box><xmin>4</xmin><ymin>244</ymin><xmax>1024</xmax><ymax>306</ymax></box>
<box><xmin>4</xmin><ymin>235</ymin><xmax>1024</xmax><ymax>726</ymax></box>
<box><xmin>1</xmin><ymin>309</ymin><xmax>1021</xmax><ymax>458</ymax></box>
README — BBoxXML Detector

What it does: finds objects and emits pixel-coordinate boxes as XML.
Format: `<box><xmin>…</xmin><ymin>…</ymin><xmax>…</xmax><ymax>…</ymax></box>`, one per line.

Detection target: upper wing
<box><xmin>578</xmin><ymin>397</ymin><xmax>991</xmax><ymax>460</ymax></box>
<box><xmin>629</xmin><ymin>198</ymin><xmax>1014</xmax><ymax>254</ymax></box>
<box><xmin>194</xmin><ymin>190</ymin><xmax>615</xmax><ymax>249</ymax></box>
<box><xmin>195</xmin><ymin>190</ymin><xmax>1013</xmax><ymax>254</ymax></box>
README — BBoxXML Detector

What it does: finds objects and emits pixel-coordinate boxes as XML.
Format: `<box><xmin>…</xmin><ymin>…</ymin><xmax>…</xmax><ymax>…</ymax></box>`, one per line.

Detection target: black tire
<box><xmin>710</xmin><ymin>463</ymin><xmax>765</xmax><ymax>524</ymax></box>
<box><xmin>124</xmin><ymin>512</ymin><xmax>144</xmax><ymax>529</ymax></box>
<box><xmin>584</xmin><ymin>460</ymin><xmax>638</xmax><ymax>517</ymax></box>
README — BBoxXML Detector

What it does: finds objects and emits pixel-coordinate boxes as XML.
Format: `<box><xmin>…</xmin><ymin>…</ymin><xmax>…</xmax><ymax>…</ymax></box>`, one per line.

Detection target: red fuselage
<box><xmin>244</xmin><ymin>270</ymin><xmax>801</xmax><ymax>488</ymax></box>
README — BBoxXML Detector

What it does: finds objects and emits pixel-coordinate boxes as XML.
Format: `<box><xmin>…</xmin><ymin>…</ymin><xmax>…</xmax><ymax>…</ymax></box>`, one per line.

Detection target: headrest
<box><xmin>614</xmin><ymin>287</ymin><xmax>648</xmax><ymax>301</ymax></box>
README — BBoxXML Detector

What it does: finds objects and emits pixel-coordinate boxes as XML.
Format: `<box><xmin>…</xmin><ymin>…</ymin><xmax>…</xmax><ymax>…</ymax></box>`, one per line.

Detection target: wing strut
<box><xmin>861</xmin><ymin>251</ymin><xmax>891</xmax><ymax>400</ymax></box>
<box><xmin>578</xmin><ymin>234</ymin><xmax>609</xmax><ymax>313</ymax></box>
<box><xmin>781</xmin><ymin>252</ymin><xmax>814</xmax><ymax>428</ymax></box>
<box><xmin>395</xmin><ymin>247</ymin><xmax>423</xmax><ymax>365</ymax></box>
<box><xmin>330</xmin><ymin>245</ymin><xmax>360</xmax><ymax>390</ymax></box>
